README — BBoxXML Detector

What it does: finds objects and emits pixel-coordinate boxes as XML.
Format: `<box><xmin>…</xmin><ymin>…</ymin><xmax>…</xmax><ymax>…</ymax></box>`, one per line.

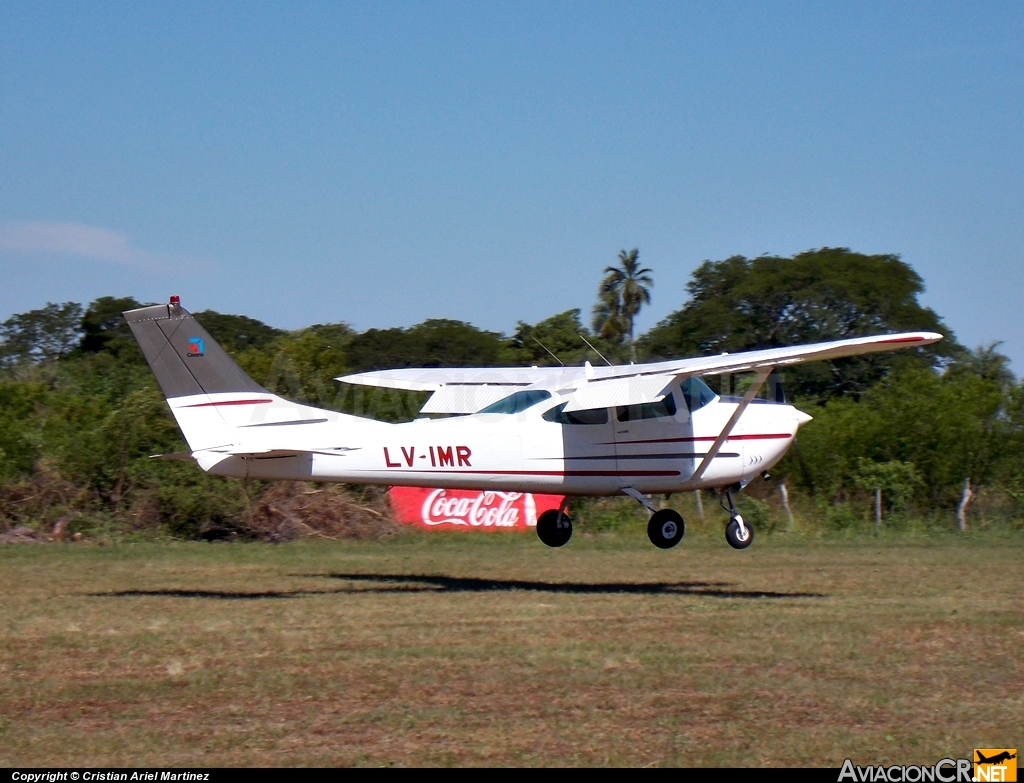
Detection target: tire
<box><xmin>647</xmin><ymin>509</ymin><xmax>685</xmax><ymax>549</ymax></box>
<box><xmin>536</xmin><ymin>509</ymin><xmax>572</xmax><ymax>547</ymax></box>
<box><xmin>725</xmin><ymin>515</ymin><xmax>754</xmax><ymax>549</ymax></box>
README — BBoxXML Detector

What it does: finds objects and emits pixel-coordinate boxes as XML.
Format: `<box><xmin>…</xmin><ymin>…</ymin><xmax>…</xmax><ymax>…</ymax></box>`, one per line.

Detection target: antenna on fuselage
<box><xmin>579</xmin><ymin>334</ymin><xmax>613</xmax><ymax>366</ymax></box>
<box><xmin>532</xmin><ymin>336</ymin><xmax>564</xmax><ymax>366</ymax></box>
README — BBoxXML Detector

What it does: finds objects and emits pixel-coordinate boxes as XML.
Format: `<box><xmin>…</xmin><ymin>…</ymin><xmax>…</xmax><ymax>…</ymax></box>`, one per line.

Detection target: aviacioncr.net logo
<box><xmin>839</xmin><ymin>758</ymin><xmax>973</xmax><ymax>782</ymax></box>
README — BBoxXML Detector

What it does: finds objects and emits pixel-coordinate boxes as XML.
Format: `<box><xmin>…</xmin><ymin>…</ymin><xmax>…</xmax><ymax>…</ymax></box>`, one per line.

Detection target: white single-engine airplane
<box><xmin>125</xmin><ymin>297</ymin><xmax>941</xmax><ymax>550</ymax></box>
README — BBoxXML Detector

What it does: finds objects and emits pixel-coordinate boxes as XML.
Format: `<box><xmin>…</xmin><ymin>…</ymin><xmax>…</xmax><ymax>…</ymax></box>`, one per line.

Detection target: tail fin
<box><xmin>124</xmin><ymin>298</ymin><xmax>268</xmax><ymax>451</ymax></box>
<box><xmin>123</xmin><ymin>298</ymin><xmax>266</xmax><ymax>399</ymax></box>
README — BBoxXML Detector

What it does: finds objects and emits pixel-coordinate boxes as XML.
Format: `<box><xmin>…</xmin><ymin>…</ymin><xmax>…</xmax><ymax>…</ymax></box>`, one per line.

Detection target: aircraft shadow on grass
<box><xmin>93</xmin><ymin>574</ymin><xmax>824</xmax><ymax>600</ymax></box>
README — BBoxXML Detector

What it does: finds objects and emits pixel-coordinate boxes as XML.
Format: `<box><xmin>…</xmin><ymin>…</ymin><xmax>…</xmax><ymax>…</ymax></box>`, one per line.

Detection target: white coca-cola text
<box><xmin>421</xmin><ymin>488</ymin><xmax>534</xmax><ymax>527</ymax></box>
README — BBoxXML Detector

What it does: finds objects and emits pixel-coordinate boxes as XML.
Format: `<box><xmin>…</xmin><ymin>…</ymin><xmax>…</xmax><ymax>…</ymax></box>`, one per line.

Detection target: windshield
<box><xmin>681</xmin><ymin>376</ymin><xmax>717</xmax><ymax>412</ymax></box>
<box><xmin>477</xmin><ymin>389</ymin><xmax>552</xmax><ymax>415</ymax></box>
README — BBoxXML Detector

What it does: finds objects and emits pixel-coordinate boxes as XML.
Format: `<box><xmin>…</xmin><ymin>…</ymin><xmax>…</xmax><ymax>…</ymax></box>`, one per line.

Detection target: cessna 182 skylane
<box><xmin>125</xmin><ymin>297</ymin><xmax>941</xmax><ymax>550</ymax></box>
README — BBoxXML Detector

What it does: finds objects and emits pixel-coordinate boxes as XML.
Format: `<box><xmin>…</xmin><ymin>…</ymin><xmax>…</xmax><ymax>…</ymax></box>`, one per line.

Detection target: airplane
<box><xmin>124</xmin><ymin>296</ymin><xmax>942</xmax><ymax>551</ymax></box>
<box><xmin>976</xmin><ymin>752</ymin><xmax>1016</xmax><ymax>765</ymax></box>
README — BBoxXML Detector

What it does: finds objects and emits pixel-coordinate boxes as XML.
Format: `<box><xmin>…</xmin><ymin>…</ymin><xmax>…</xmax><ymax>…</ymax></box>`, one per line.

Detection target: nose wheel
<box><xmin>721</xmin><ymin>490</ymin><xmax>754</xmax><ymax>549</ymax></box>
<box><xmin>536</xmin><ymin>508</ymin><xmax>572</xmax><ymax>547</ymax></box>
<box><xmin>725</xmin><ymin>516</ymin><xmax>754</xmax><ymax>549</ymax></box>
<box><xmin>647</xmin><ymin>509</ymin><xmax>685</xmax><ymax>549</ymax></box>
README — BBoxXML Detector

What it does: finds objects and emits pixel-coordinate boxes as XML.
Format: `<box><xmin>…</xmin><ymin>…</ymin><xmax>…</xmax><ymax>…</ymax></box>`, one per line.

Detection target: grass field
<box><xmin>1</xmin><ymin>531</ymin><xmax>1021</xmax><ymax>767</ymax></box>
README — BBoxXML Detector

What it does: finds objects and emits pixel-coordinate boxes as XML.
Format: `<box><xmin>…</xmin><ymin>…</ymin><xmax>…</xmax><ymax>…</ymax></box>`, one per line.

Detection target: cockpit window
<box><xmin>680</xmin><ymin>376</ymin><xmax>717</xmax><ymax>412</ymax></box>
<box><xmin>478</xmin><ymin>389</ymin><xmax>552</xmax><ymax>415</ymax></box>
<box><xmin>543</xmin><ymin>403</ymin><xmax>609</xmax><ymax>425</ymax></box>
<box><xmin>617</xmin><ymin>393</ymin><xmax>677</xmax><ymax>422</ymax></box>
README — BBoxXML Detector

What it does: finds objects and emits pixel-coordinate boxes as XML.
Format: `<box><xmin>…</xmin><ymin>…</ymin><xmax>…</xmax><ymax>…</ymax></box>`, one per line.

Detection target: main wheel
<box><xmin>536</xmin><ymin>509</ymin><xmax>572</xmax><ymax>547</ymax></box>
<box><xmin>647</xmin><ymin>509</ymin><xmax>685</xmax><ymax>549</ymax></box>
<box><xmin>725</xmin><ymin>515</ymin><xmax>754</xmax><ymax>549</ymax></box>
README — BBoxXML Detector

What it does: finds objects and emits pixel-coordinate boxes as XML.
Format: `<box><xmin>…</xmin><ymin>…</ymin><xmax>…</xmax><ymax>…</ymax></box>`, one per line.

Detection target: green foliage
<box><xmin>0</xmin><ymin>381</ymin><xmax>47</xmax><ymax>477</ymax></box>
<box><xmin>236</xmin><ymin>324</ymin><xmax>353</xmax><ymax>409</ymax></box>
<box><xmin>193</xmin><ymin>310</ymin><xmax>286</xmax><ymax>354</ymax></box>
<box><xmin>1</xmin><ymin>256</ymin><xmax>1022</xmax><ymax>542</ymax></box>
<box><xmin>345</xmin><ymin>319</ymin><xmax>505</xmax><ymax>372</ymax></box>
<box><xmin>640</xmin><ymin>248</ymin><xmax>960</xmax><ymax>400</ymax></box>
<box><xmin>504</xmin><ymin>309</ymin><xmax>620</xmax><ymax>367</ymax></box>
<box><xmin>778</xmin><ymin>345</ymin><xmax>1022</xmax><ymax>518</ymax></box>
<box><xmin>854</xmin><ymin>459</ymin><xmax>922</xmax><ymax>511</ymax></box>
<box><xmin>0</xmin><ymin>302</ymin><xmax>83</xmax><ymax>366</ymax></box>
<box><xmin>79</xmin><ymin>296</ymin><xmax>147</xmax><ymax>362</ymax></box>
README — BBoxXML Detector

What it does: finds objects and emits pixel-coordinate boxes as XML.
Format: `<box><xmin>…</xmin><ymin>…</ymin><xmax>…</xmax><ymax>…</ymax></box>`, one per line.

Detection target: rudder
<box><xmin>123</xmin><ymin>298</ymin><xmax>266</xmax><ymax>399</ymax></box>
<box><xmin>124</xmin><ymin>297</ymin><xmax>267</xmax><ymax>451</ymax></box>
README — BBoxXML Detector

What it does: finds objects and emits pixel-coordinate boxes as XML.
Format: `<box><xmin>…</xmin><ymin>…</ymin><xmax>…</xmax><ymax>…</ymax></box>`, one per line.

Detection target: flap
<box><xmin>562</xmin><ymin>374</ymin><xmax>675</xmax><ymax>412</ymax></box>
<box><xmin>419</xmin><ymin>385</ymin><xmax>523</xmax><ymax>414</ymax></box>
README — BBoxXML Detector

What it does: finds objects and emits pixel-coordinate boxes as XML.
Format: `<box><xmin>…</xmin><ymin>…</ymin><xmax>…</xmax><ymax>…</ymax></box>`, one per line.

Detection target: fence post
<box><xmin>957</xmin><ymin>478</ymin><xmax>973</xmax><ymax>531</ymax></box>
<box><xmin>780</xmin><ymin>482</ymin><xmax>795</xmax><ymax>531</ymax></box>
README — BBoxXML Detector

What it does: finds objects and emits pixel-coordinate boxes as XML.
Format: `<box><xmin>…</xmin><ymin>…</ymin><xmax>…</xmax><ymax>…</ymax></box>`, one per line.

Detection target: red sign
<box><xmin>387</xmin><ymin>487</ymin><xmax>564</xmax><ymax>531</ymax></box>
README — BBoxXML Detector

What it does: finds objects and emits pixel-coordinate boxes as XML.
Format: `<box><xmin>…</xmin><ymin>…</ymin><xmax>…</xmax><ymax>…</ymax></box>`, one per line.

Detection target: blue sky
<box><xmin>2</xmin><ymin>2</ymin><xmax>1022</xmax><ymax>366</ymax></box>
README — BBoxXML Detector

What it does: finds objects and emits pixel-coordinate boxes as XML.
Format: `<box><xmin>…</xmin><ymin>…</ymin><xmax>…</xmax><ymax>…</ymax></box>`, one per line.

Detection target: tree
<box><xmin>79</xmin><ymin>296</ymin><xmax>146</xmax><ymax>359</ymax></box>
<box><xmin>782</xmin><ymin>346</ymin><xmax>1016</xmax><ymax>516</ymax></box>
<box><xmin>504</xmin><ymin>309</ymin><xmax>612</xmax><ymax>367</ymax></box>
<box><xmin>344</xmin><ymin>319</ymin><xmax>506</xmax><ymax>372</ymax></box>
<box><xmin>0</xmin><ymin>302</ymin><xmax>83</xmax><ymax>366</ymax></box>
<box><xmin>192</xmin><ymin>311</ymin><xmax>286</xmax><ymax>355</ymax></box>
<box><xmin>640</xmin><ymin>248</ymin><xmax>960</xmax><ymax>400</ymax></box>
<box><xmin>593</xmin><ymin>249</ymin><xmax>652</xmax><ymax>363</ymax></box>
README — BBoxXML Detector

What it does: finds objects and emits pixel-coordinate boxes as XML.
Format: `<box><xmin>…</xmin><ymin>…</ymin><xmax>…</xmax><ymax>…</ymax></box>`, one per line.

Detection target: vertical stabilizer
<box><xmin>124</xmin><ymin>298</ymin><xmax>268</xmax><ymax>451</ymax></box>
<box><xmin>123</xmin><ymin>298</ymin><xmax>266</xmax><ymax>399</ymax></box>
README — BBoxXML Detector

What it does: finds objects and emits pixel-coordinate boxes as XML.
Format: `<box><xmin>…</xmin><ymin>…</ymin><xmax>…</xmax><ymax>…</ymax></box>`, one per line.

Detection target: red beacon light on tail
<box><xmin>169</xmin><ymin>295</ymin><xmax>180</xmax><ymax>306</ymax></box>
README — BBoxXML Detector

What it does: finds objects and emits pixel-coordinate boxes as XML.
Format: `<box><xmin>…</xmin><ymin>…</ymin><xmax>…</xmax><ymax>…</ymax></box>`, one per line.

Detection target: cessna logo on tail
<box><xmin>186</xmin><ymin>337</ymin><xmax>204</xmax><ymax>357</ymax></box>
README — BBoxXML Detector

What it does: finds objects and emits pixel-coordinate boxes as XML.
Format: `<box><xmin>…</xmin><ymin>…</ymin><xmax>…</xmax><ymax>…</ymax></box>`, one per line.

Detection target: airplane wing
<box><xmin>336</xmin><ymin>366</ymin><xmax>591</xmax><ymax>414</ymax></box>
<box><xmin>561</xmin><ymin>331</ymin><xmax>942</xmax><ymax>410</ymax></box>
<box><xmin>335</xmin><ymin>366</ymin><xmax>575</xmax><ymax>391</ymax></box>
<box><xmin>338</xmin><ymin>331</ymin><xmax>943</xmax><ymax>413</ymax></box>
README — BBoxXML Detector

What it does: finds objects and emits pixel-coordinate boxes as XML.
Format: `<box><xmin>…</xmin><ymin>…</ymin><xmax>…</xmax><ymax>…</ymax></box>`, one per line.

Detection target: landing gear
<box><xmin>725</xmin><ymin>516</ymin><xmax>754</xmax><ymax>549</ymax></box>
<box><xmin>647</xmin><ymin>509</ymin><xmax>685</xmax><ymax>549</ymax></box>
<box><xmin>621</xmin><ymin>487</ymin><xmax>685</xmax><ymax>550</ymax></box>
<box><xmin>536</xmin><ymin>508</ymin><xmax>572</xmax><ymax>547</ymax></box>
<box><xmin>721</xmin><ymin>489</ymin><xmax>754</xmax><ymax>550</ymax></box>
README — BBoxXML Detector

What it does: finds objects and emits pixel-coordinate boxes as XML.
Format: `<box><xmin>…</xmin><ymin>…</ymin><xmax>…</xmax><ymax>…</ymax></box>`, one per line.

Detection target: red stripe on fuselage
<box><xmin>184</xmin><ymin>399</ymin><xmax>274</xmax><ymax>408</ymax></box>
<box><xmin>878</xmin><ymin>336</ymin><xmax>925</xmax><ymax>344</ymax></box>
<box><xmin>610</xmin><ymin>433</ymin><xmax>794</xmax><ymax>446</ymax></box>
<box><xmin>377</xmin><ymin>469</ymin><xmax>681</xmax><ymax>477</ymax></box>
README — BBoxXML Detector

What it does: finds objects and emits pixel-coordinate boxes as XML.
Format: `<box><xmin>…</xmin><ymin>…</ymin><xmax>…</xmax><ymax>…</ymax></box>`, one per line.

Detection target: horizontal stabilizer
<box><xmin>203</xmin><ymin>446</ymin><xmax>359</xmax><ymax>459</ymax></box>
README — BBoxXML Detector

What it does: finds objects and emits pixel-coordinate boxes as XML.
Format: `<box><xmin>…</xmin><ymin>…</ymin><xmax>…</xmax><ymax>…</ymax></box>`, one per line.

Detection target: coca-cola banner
<box><xmin>388</xmin><ymin>487</ymin><xmax>565</xmax><ymax>531</ymax></box>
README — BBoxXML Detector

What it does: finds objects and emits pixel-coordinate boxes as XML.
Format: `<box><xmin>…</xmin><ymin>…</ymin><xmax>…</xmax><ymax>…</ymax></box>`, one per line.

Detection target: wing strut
<box><xmin>691</xmin><ymin>366</ymin><xmax>773</xmax><ymax>482</ymax></box>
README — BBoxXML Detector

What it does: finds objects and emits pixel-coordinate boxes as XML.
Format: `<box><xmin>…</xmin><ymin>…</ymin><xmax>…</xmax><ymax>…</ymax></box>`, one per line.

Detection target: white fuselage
<box><xmin>173</xmin><ymin>380</ymin><xmax>811</xmax><ymax>496</ymax></box>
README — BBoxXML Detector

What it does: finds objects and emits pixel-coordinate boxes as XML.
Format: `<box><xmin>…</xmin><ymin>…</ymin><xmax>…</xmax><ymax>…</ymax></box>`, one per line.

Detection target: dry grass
<box><xmin>1</xmin><ymin>532</ymin><xmax>1021</xmax><ymax>767</ymax></box>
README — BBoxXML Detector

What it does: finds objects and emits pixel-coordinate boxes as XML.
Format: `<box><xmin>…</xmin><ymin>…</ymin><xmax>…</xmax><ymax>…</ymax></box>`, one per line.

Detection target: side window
<box><xmin>680</xmin><ymin>377</ymin><xmax>717</xmax><ymax>412</ymax></box>
<box><xmin>478</xmin><ymin>389</ymin><xmax>552</xmax><ymax>414</ymax></box>
<box><xmin>617</xmin><ymin>393</ymin><xmax>677</xmax><ymax>422</ymax></box>
<box><xmin>543</xmin><ymin>403</ymin><xmax>609</xmax><ymax>425</ymax></box>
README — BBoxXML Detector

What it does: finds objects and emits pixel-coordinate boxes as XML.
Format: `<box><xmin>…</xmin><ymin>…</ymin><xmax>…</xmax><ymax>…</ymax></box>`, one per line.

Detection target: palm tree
<box><xmin>591</xmin><ymin>287</ymin><xmax>626</xmax><ymax>345</ymax></box>
<box><xmin>594</xmin><ymin>249</ymin><xmax>653</xmax><ymax>363</ymax></box>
